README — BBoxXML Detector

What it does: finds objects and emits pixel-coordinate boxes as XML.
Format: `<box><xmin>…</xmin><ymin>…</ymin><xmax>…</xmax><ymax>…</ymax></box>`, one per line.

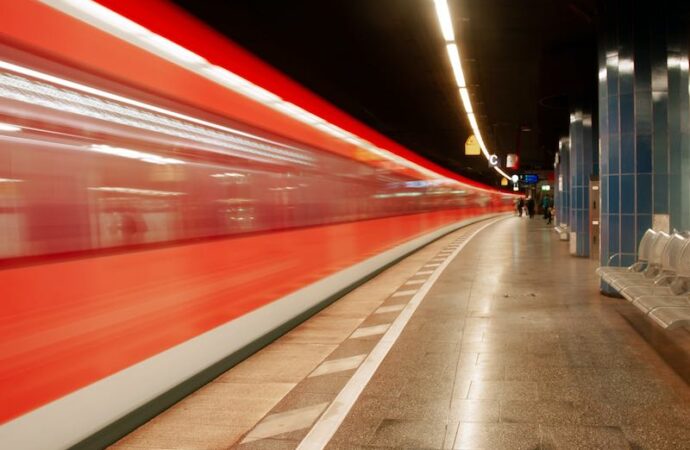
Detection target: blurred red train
<box><xmin>0</xmin><ymin>1</ymin><xmax>514</xmax><ymax>447</ymax></box>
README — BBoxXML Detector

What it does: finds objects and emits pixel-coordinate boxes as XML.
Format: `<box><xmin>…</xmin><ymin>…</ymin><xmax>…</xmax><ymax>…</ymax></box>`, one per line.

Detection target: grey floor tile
<box><xmin>368</xmin><ymin>419</ymin><xmax>447</xmax><ymax>449</ymax></box>
<box><xmin>622</xmin><ymin>424</ymin><xmax>690</xmax><ymax>450</ymax></box>
<box><xmin>448</xmin><ymin>399</ymin><xmax>500</xmax><ymax>423</ymax></box>
<box><xmin>452</xmin><ymin>422</ymin><xmax>541</xmax><ymax>449</ymax></box>
<box><xmin>541</xmin><ymin>425</ymin><xmax>631</xmax><ymax>450</ymax></box>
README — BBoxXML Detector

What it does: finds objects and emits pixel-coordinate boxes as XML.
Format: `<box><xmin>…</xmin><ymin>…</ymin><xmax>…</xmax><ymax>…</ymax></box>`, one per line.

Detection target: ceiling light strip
<box><xmin>432</xmin><ymin>0</ymin><xmax>511</xmax><ymax>180</ymax></box>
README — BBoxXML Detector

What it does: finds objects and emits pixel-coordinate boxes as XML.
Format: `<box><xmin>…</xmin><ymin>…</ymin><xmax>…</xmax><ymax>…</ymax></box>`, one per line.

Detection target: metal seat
<box><xmin>633</xmin><ymin>295</ymin><xmax>690</xmax><ymax>314</ymax></box>
<box><xmin>599</xmin><ymin>231</ymin><xmax>667</xmax><ymax>289</ymax></box>
<box><xmin>648</xmin><ymin>306</ymin><xmax>690</xmax><ymax>330</ymax></box>
<box><xmin>595</xmin><ymin>229</ymin><xmax>658</xmax><ymax>280</ymax></box>
<box><xmin>597</xmin><ymin>229</ymin><xmax>690</xmax><ymax>330</ymax></box>
<box><xmin>618</xmin><ymin>233</ymin><xmax>686</xmax><ymax>296</ymax></box>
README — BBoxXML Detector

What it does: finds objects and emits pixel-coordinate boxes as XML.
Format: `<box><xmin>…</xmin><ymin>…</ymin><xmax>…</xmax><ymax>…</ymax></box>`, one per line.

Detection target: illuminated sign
<box><xmin>519</xmin><ymin>174</ymin><xmax>539</xmax><ymax>184</ymax></box>
<box><xmin>506</xmin><ymin>153</ymin><xmax>519</xmax><ymax>168</ymax></box>
<box><xmin>489</xmin><ymin>154</ymin><xmax>499</xmax><ymax>167</ymax></box>
<box><xmin>465</xmin><ymin>135</ymin><xmax>481</xmax><ymax>155</ymax></box>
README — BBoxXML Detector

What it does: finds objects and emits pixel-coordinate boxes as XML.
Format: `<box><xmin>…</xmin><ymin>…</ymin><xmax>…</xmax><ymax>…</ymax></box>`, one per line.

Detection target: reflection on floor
<box><xmin>112</xmin><ymin>217</ymin><xmax>690</xmax><ymax>450</ymax></box>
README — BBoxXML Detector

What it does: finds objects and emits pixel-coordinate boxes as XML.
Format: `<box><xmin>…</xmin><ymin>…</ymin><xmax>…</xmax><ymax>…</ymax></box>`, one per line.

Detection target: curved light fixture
<box><xmin>432</xmin><ymin>0</ymin><xmax>512</xmax><ymax>180</ymax></box>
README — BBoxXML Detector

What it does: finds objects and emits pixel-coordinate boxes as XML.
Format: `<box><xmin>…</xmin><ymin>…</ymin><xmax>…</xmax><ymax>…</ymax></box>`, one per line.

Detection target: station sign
<box><xmin>464</xmin><ymin>135</ymin><xmax>481</xmax><ymax>155</ymax></box>
<box><xmin>519</xmin><ymin>173</ymin><xmax>539</xmax><ymax>184</ymax></box>
<box><xmin>506</xmin><ymin>153</ymin><xmax>519</xmax><ymax>168</ymax></box>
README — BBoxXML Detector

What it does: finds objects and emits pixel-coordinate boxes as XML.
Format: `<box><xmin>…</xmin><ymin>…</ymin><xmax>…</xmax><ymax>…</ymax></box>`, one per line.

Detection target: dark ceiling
<box><xmin>171</xmin><ymin>0</ymin><xmax>598</xmax><ymax>185</ymax></box>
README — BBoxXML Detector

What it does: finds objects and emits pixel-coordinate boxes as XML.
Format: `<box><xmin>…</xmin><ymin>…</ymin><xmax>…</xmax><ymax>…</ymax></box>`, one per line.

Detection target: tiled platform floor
<box><xmin>112</xmin><ymin>217</ymin><xmax>690</xmax><ymax>449</ymax></box>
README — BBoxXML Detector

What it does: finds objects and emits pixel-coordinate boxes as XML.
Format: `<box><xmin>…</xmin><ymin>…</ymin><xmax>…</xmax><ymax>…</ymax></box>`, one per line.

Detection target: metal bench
<box><xmin>619</xmin><ymin>233</ymin><xmax>685</xmax><ymax>299</ymax></box>
<box><xmin>596</xmin><ymin>229</ymin><xmax>661</xmax><ymax>291</ymax></box>
<box><xmin>596</xmin><ymin>229</ymin><xmax>690</xmax><ymax>330</ymax></box>
<box><xmin>638</xmin><ymin>238</ymin><xmax>690</xmax><ymax>329</ymax></box>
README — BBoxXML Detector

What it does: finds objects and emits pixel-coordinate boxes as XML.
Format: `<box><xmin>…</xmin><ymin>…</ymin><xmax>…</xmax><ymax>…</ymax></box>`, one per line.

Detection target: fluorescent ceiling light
<box><xmin>459</xmin><ymin>88</ymin><xmax>472</xmax><ymax>113</ymax></box>
<box><xmin>467</xmin><ymin>113</ymin><xmax>479</xmax><ymax>133</ymax></box>
<box><xmin>432</xmin><ymin>1</ymin><xmax>512</xmax><ymax>181</ymax></box>
<box><xmin>496</xmin><ymin>166</ymin><xmax>511</xmax><ymax>179</ymax></box>
<box><xmin>433</xmin><ymin>0</ymin><xmax>455</xmax><ymax>42</ymax></box>
<box><xmin>446</xmin><ymin>43</ymin><xmax>466</xmax><ymax>87</ymax></box>
<box><xmin>618</xmin><ymin>58</ymin><xmax>634</xmax><ymax>74</ymax></box>
<box><xmin>667</xmin><ymin>55</ymin><xmax>689</xmax><ymax>71</ymax></box>
<box><xmin>0</xmin><ymin>122</ymin><xmax>21</xmax><ymax>132</ymax></box>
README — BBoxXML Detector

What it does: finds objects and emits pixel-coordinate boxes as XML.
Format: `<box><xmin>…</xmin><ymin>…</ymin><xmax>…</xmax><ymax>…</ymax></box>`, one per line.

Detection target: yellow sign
<box><xmin>465</xmin><ymin>135</ymin><xmax>481</xmax><ymax>155</ymax></box>
<box><xmin>501</xmin><ymin>178</ymin><xmax>508</xmax><ymax>186</ymax></box>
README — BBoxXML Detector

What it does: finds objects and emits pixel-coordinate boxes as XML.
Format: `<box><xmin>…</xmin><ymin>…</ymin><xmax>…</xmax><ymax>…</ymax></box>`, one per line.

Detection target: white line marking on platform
<box><xmin>416</xmin><ymin>270</ymin><xmax>434</xmax><ymax>275</ymax></box>
<box><xmin>374</xmin><ymin>304</ymin><xmax>406</xmax><ymax>314</ymax></box>
<box><xmin>392</xmin><ymin>290</ymin><xmax>417</xmax><ymax>297</ymax></box>
<box><xmin>242</xmin><ymin>402</ymin><xmax>329</xmax><ymax>443</ymax></box>
<box><xmin>309</xmin><ymin>354</ymin><xmax>367</xmax><ymax>378</ymax></box>
<box><xmin>350</xmin><ymin>324</ymin><xmax>390</xmax><ymax>339</ymax></box>
<box><xmin>405</xmin><ymin>279</ymin><xmax>426</xmax><ymax>285</ymax></box>
<box><xmin>424</xmin><ymin>263</ymin><xmax>441</xmax><ymax>268</ymax></box>
<box><xmin>295</xmin><ymin>218</ymin><xmax>502</xmax><ymax>450</ymax></box>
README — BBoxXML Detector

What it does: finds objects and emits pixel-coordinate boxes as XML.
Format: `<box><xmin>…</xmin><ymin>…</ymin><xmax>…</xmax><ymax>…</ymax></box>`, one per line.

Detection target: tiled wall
<box><xmin>598</xmin><ymin>1</ymin><xmax>690</xmax><ymax>292</ymax></box>
<box><xmin>569</xmin><ymin>112</ymin><xmax>596</xmax><ymax>256</ymax></box>
<box><xmin>599</xmin><ymin>3</ymin><xmax>651</xmax><ymax>275</ymax></box>
<box><xmin>556</xmin><ymin>138</ymin><xmax>570</xmax><ymax>228</ymax></box>
<box><xmin>666</xmin><ymin>24</ymin><xmax>690</xmax><ymax>231</ymax></box>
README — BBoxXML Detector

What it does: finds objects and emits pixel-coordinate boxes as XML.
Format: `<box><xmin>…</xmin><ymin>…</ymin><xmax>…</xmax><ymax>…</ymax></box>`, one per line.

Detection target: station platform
<box><xmin>111</xmin><ymin>216</ymin><xmax>690</xmax><ymax>450</ymax></box>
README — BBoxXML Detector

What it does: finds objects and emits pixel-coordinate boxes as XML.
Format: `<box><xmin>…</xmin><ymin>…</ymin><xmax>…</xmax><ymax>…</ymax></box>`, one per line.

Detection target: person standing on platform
<box><xmin>516</xmin><ymin>197</ymin><xmax>525</xmax><ymax>217</ymax></box>
<box><xmin>541</xmin><ymin>195</ymin><xmax>551</xmax><ymax>219</ymax></box>
<box><xmin>526</xmin><ymin>196</ymin><xmax>535</xmax><ymax>218</ymax></box>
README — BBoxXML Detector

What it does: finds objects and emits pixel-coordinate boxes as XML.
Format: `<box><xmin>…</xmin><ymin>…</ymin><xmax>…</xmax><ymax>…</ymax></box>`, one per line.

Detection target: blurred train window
<box><xmin>0</xmin><ymin>51</ymin><xmax>509</xmax><ymax>263</ymax></box>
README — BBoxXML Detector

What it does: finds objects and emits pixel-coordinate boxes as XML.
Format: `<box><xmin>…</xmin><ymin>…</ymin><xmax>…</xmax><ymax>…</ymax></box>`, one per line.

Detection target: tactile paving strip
<box><xmin>234</xmin><ymin>218</ymin><xmax>500</xmax><ymax>448</ymax></box>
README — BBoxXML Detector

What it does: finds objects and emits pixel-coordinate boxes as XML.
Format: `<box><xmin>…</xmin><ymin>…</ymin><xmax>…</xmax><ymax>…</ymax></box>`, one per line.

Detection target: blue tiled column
<box><xmin>598</xmin><ymin>0</ymin><xmax>689</xmax><ymax>292</ymax></box>
<box><xmin>556</xmin><ymin>138</ymin><xmax>570</xmax><ymax>229</ymax></box>
<box><xmin>667</xmin><ymin>22</ymin><xmax>690</xmax><ymax>231</ymax></box>
<box><xmin>569</xmin><ymin>112</ymin><xmax>596</xmax><ymax>256</ymax></box>
<box><xmin>553</xmin><ymin>153</ymin><xmax>561</xmax><ymax>227</ymax></box>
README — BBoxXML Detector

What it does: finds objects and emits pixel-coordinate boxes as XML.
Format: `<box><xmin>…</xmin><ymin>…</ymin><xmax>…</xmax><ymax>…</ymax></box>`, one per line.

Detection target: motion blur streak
<box><xmin>0</xmin><ymin>0</ymin><xmax>513</xmax><ymax>445</ymax></box>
